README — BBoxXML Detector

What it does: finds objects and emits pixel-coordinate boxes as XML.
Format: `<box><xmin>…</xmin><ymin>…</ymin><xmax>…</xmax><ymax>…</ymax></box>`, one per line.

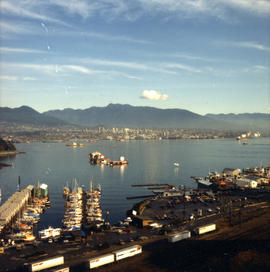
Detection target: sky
<box><xmin>0</xmin><ymin>0</ymin><xmax>269</xmax><ymax>115</ymax></box>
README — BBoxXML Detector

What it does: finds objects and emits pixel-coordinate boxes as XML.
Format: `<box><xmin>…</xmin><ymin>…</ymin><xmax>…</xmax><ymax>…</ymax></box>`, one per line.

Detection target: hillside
<box><xmin>0</xmin><ymin>104</ymin><xmax>269</xmax><ymax>131</ymax></box>
<box><xmin>0</xmin><ymin>106</ymin><xmax>68</xmax><ymax>127</ymax></box>
<box><xmin>205</xmin><ymin>113</ymin><xmax>270</xmax><ymax>132</ymax></box>
<box><xmin>44</xmin><ymin>103</ymin><xmax>228</xmax><ymax>129</ymax></box>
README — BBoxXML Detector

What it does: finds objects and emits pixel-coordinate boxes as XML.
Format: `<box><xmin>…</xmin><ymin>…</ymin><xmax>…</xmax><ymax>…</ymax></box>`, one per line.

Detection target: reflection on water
<box><xmin>119</xmin><ymin>165</ymin><xmax>126</xmax><ymax>180</ymax></box>
<box><xmin>174</xmin><ymin>167</ymin><xmax>179</xmax><ymax>177</ymax></box>
<box><xmin>100</xmin><ymin>163</ymin><xmax>105</xmax><ymax>177</ymax></box>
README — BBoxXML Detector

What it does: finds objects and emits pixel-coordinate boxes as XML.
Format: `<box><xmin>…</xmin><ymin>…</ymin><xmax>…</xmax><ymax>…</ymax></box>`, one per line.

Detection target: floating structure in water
<box><xmin>66</xmin><ymin>142</ymin><xmax>86</xmax><ymax>147</ymax></box>
<box><xmin>89</xmin><ymin>151</ymin><xmax>128</xmax><ymax>166</ymax></box>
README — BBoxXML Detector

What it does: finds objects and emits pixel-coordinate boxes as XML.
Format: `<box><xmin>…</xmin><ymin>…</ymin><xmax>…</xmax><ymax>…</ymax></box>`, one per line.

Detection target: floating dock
<box><xmin>126</xmin><ymin>195</ymin><xmax>155</xmax><ymax>200</ymax></box>
<box><xmin>0</xmin><ymin>185</ymin><xmax>34</xmax><ymax>231</ymax></box>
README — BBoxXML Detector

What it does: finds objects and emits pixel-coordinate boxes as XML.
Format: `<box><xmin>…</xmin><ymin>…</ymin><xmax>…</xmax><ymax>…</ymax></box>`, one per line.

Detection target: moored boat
<box><xmin>24</xmin><ymin>234</ymin><xmax>36</xmax><ymax>242</ymax></box>
<box><xmin>39</xmin><ymin>226</ymin><xmax>61</xmax><ymax>240</ymax></box>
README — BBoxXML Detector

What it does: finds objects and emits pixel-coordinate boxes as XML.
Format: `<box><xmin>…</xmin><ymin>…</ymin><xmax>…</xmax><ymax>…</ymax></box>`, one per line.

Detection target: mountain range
<box><xmin>0</xmin><ymin>106</ymin><xmax>67</xmax><ymax>126</ymax></box>
<box><xmin>0</xmin><ymin>104</ymin><xmax>269</xmax><ymax>131</ymax></box>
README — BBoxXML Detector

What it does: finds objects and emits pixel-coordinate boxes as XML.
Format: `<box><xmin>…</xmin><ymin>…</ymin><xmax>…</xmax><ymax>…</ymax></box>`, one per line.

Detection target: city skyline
<box><xmin>0</xmin><ymin>0</ymin><xmax>269</xmax><ymax>115</ymax></box>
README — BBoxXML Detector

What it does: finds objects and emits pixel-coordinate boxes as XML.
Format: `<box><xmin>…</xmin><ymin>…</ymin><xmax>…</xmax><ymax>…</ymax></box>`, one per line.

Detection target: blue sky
<box><xmin>0</xmin><ymin>0</ymin><xmax>269</xmax><ymax>114</ymax></box>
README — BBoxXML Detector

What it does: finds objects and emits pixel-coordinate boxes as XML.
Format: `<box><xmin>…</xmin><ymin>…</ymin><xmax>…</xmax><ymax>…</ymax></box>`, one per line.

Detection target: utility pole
<box><xmin>17</xmin><ymin>176</ymin><xmax>21</xmax><ymax>192</ymax></box>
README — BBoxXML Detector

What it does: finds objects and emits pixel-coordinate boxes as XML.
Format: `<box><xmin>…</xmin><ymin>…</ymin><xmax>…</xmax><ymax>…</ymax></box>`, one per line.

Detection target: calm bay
<box><xmin>0</xmin><ymin>138</ymin><xmax>269</xmax><ymax>229</ymax></box>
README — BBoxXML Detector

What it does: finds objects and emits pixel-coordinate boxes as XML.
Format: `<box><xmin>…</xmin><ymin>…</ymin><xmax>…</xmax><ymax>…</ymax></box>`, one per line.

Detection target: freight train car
<box><xmin>86</xmin><ymin>245</ymin><xmax>142</xmax><ymax>269</ymax></box>
<box><xmin>195</xmin><ymin>224</ymin><xmax>216</xmax><ymax>235</ymax></box>
<box><xmin>48</xmin><ymin>267</ymin><xmax>69</xmax><ymax>272</ymax></box>
<box><xmin>27</xmin><ymin>256</ymin><xmax>64</xmax><ymax>272</ymax></box>
<box><xmin>88</xmin><ymin>253</ymin><xmax>115</xmax><ymax>269</ymax></box>
<box><xmin>168</xmin><ymin>230</ymin><xmax>191</xmax><ymax>243</ymax></box>
<box><xmin>113</xmin><ymin>245</ymin><xmax>142</xmax><ymax>261</ymax></box>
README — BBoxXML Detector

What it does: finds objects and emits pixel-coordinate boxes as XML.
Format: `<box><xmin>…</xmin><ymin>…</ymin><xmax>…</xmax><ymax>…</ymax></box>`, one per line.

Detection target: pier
<box><xmin>126</xmin><ymin>194</ymin><xmax>155</xmax><ymax>200</ymax></box>
<box><xmin>132</xmin><ymin>184</ymin><xmax>173</xmax><ymax>187</ymax></box>
<box><xmin>0</xmin><ymin>185</ymin><xmax>34</xmax><ymax>232</ymax></box>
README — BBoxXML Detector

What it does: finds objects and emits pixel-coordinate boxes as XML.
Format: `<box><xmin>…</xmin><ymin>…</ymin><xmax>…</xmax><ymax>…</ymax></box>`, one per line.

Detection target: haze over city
<box><xmin>0</xmin><ymin>0</ymin><xmax>269</xmax><ymax>114</ymax></box>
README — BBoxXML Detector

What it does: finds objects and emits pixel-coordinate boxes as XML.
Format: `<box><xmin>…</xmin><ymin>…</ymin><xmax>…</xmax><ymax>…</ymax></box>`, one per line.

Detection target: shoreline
<box><xmin>0</xmin><ymin>162</ymin><xmax>12</xmax><ymax>168</ymax></box>
<box><xmin>0</xmin><ymin>151</ymin><xmax>25</xmax><ymax>156</ymax></box>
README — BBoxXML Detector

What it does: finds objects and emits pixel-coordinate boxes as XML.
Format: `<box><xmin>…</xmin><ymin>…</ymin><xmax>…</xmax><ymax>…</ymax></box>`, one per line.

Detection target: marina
<box><xmin>0</xmin><ymin>182</ymin><xmax>50</xmax><ymax>243</ymax></box>
<box><xmin>0</xmin><ymin>185</ymin><xmax>34</xmax><ymax>233</ymax></box>
<box><xmin>0</xmin><ymin>139</ymin><xmax>270</xmax><ymax>271</ymax></box>
<box><xmin>62</xmin><ymin>180</ymin><xmax>83</xmax><ymax>232</ymax></box>
<box><xmin>85</xmin><ymin>180</ymin><xmax>105</xmax><ymax>229</ymax></box>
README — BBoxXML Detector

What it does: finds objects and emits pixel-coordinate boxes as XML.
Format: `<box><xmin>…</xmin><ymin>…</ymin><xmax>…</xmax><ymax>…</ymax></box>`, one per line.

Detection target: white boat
<box><xmin>86</xmin><ymin>180</ymin><xmax>104</xmax><ymax>227</ymax></box>
<box><xmin>24</xmin><ymin>234</ymin><xmax>36</xmax><ymax>242</ymax></box>
<box><xmin>39</xmin><ymin>226</ymin><xmax>62</xmax><ymax>240</ymax></box>
<box><xmin>173</xmin><ymin>162</ymin><xmax>180</xmax><ymax>167</ymax></box>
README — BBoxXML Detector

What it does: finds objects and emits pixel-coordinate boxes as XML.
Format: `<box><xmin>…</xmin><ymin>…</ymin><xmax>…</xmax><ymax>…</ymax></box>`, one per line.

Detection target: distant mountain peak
<box><xmin>1</xmin><ymin>104</ymin><xmax>269</xmax><ymax>131</ymax></box>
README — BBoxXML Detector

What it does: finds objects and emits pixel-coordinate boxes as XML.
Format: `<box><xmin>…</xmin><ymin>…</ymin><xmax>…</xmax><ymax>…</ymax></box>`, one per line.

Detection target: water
<box><xmin>0</xmin><ymin>138</ymin><xmax>269</xmax><ymax>228</ymax></box>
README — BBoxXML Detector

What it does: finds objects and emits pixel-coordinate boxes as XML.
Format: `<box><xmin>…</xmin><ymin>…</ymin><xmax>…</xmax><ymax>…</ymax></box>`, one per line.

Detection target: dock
<box><xmin>126</xmin><ymin>195</ymin><xmax>155</xmax><ymax>200</ymax></box>
<box><xmin>132</xmin><ymin>184</ymin><xmax>173</xmax><ymax>187</ymax></box>
<box><xmin>0</xmin><ymin>185</ymin><xmax>34</xmax><ymax>231</ymax></box>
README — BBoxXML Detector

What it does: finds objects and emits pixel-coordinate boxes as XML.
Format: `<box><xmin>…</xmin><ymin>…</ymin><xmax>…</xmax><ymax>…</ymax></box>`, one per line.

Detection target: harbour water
<box><xmin>0</xmin><ymin>138</ymin><xmax>269</xmax><ymax>229</ymax></box>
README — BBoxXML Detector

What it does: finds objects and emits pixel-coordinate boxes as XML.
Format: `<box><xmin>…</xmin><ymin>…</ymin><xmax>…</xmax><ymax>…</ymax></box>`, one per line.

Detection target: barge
<box><xmin>89</xmin><ymin>151</ymin><xmax>128</xmax><ymax>166</ymax></box>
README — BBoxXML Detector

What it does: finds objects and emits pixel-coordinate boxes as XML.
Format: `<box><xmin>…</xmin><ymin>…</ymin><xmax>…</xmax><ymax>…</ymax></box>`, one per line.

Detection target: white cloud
<box><xmin>254</xmin><ymin>65</ymin><xmax>270</xmax><ymax>72</ymax></box>
<box><xmin>0</xmin><ymin>75</ymin><xmax>18</xmax><ymax>81</ymax></box>
<box><xmin>0</xmin><ymin>75</ymin><xmax>36</xmax><ymax>81</ymax></box>
<box><xmin>219</xmin><ymin>0</ymin><xmax>270</xmax><ymax>17</ymax></box>
<box><xmin>224</xmin><ymin>41</ymin><xmax>270</xmax><ymax>52</ymax></box>
<box><xmin>62</xmin><ymin>65</ymin><xmax>98</xmax><ymax>75</ymax></box>
<box><xmin>0</xmin><ymin>1</ymin><xmax>69</xmax><ymax>26</ymax></box>
<box><xmin>137</xmin><ymin>0</ymin><xmax>270</xmax><ymax>18</ymax></box>
<box><xmin>22</xmin><ymin>77</ymin><xmax>36</xmax><ymax>81</ymax></box>
<box><xmin>140</xmin><ymin>90</ymin><xmax>168</xmax><ymax>101</ymax></box>
<box><xmin>1</xmin><ymin>62</ymin><xmax>141</xmax><ymax>80</ymax></box>
<box><xmin>82</xmin><ymin>58</ymin><xmax>177</xmax><ymax>75</ymax></box>
<box><xmin>49</xmin><ymin>0</ymin><xmax>93</xmax><ymax>19</ymax></box>
<box><xmin>50</xmin><ymin>0</ymin><xmax>141</xmax><ymax>21</ymax></box>
<box><xmin>164</xmin><ymin>63</ymin><xmax>202</xmax><ymax>73</ymax></box>
<box><xmin>78</xmin><ymin>31</ymin><xmax>153</xmax><ymax>44</ymax></box>
<box><xmin>0</xmin><ymin>22</ymin><xmax>29</xmax><ymax>34</ymax></box>
<box><xmin>83</xmin><ymin>58</ymin><xmax>150</xmax><ymax>70</ymax></box>
<box><xmin>169</xmin><ymin>53</ymin><xmax>217</xmax><ymax>63</ymax></box>
<box><xmin>1</xmin><ymin>0</ymin><xmax>269</xmax><ymax>30</ymax></box>
<box><xmin>0</xmin><ymin>47</ymin><xmax>46</xmax><ymax>54</ymax></box>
